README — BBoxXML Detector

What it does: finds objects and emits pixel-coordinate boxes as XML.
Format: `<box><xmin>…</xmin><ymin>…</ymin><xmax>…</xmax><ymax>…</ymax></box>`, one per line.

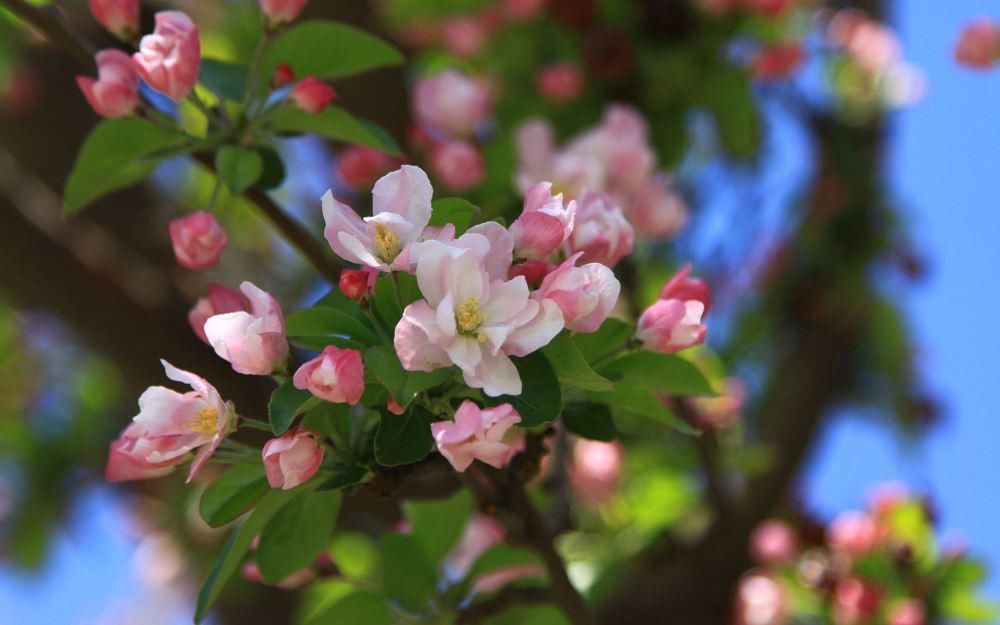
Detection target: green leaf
<box><xmin>573</xmin><ymin>318</ymin><xmax>632</xmax><ymax>364</ymax></box>
<box><xmin>561</xmin><ymin>403</ymin><xmax>617</xmax><ymax>441</ymax></box>
<box><xmin>371</xmin><ymin>273</ymin><xmax>421</xmax><ymax>330</ymax></box>
<box><xmin>304</xmin><ymin>590</ymin><xmax>392</xmax><ymax>625</ymax></box>
<box><xmin>484</xmin><ymin>352</ymin><xmax>562</xmax><ymax>427</ymax></box>
<box><xmin>200</xmin><ymin>58</ymin><xmax>249</xmax><ymax>102</ymax></box>
<box><xmin>268</xmin><ymin>380</ymin><xmax>315</xmax><ymax>435</ymax></box>
<box><xmin>64</xmin><ymin>119</ymin><xmax>186</xmax><ymax>213</ymax></box>
<box><xmin>199</xmin><ymin>464</ymin><xmax>271</xmax><ymax>528</ymax></box>
<box><xmin>542</xmin><ymin>334</ymin><xmax>613</xmax><ymax>392</ymax></box>
<box><xmin>599</xmin><ymin>352</ymin><xmax>715</xmax><ymax>396</ymax></box>
<box><xmin>317</xmin><ymin>465</ymin><xmax>368</xmax><ymax>491</ymax></box>
<box><xmin>429</xmin><ymin>198</ymin><xmax>480</xmax><ymax>235</ymax></box>
<box><xmin>195</xmin><ymin>487</ymin><xmax>298</xmax><ymax>622</ymax></box>
<box><xmin>363</xmin><ymin>345</ymin><xmax>452</xmax><ymax>408</ymax></box>
<box><xmin>380</xmin><ymin>533</ymin><xmax>438</xmax><ymax>614</ymax></box>
<box><xmin>215</xmin><ymin>145</ymin><xmax>262</xmax><ymax>194</ymax></box>
<box><xmin>286</xmin><ymin>306</ymin><xmax>380</xmax><ymax>348</ymax></box>
<box><xmin>701</xmin><ymin>64</ymin><xmax>760</xmax><ymax>159</ymax></box>
<box><xmin>374</xmin><ymin>405</ymin><xmax>436</xmax><ymax>466</ymax></box>
<box><xmin>301</xmin><ymin>401</ymin><xmax>352</xmax><ymax>437</ymax></box>
<box><xmin>268</xmin><ymin>106</ymin><xmax>402</xmax><ymax>155</ymax></box>
<box><xmin>257</xmin><ymin>489</ymin><xmax>342</xmax><ymax>584</ymax></box>
<box><xmin>589</xmin><ymin>383</ymin><xmax>696</xmax><ymax>435</ymax></box>
<box><xmin>466</xmin><ymin>544</ymin><xmax>542</xmax><ymax>581</ymax></box>
<box><xmin>263</xmin><ymin>21</ymin><xmax>404</xmax><ymax>81</ymax></box>
<box><xmin>405</xmin><ymin>490</ymin><xmax>474</xmax><ymax>566</ymax></box>
<box><xmin>255</xmin><ymin>145</ymin><xmax>287</xmax><ymax>190</ymax></box>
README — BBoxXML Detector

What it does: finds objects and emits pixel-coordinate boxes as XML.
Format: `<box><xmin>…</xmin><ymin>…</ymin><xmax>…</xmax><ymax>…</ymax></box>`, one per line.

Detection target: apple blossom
<box><xmin>204</xmin><ymin>281</ymin><xmax>288</xmax><ymax>376</ymax></box>
<box><xmin>660</xmin><ymin>263</ymin><xmax>712</xmax><ymax>315</ymax></box>
<box><xmin>76</xmin><ymin>49</ymin><xmax>140</xmax><ymax>119</ymax></box>
<box><xmin>292</xmin><ymin>346</ymin><xmax>365</xmax><ymax>404</ymax></box>
<box><xmin>564</xmin><ymin>191</ymin><xmax>634</xmax><ymax>268</ymax></box>
<box><xmin>105</xmin><ymin>360</ymin><xmax>236</xmax><ymax>483</ymax></box>
<box><xmin>569</xmin><ymin>439</ymin><xmax>623</xmax><ymax>505</ymax></box>
<box><xmin>168</xmin><ymin>211</ymin><xmax>227</xmax><ymax>270</ymax></box>
<box><xmin>412</xmin><ymin>70</ymin><xmax>492</xmax><ymax>138</ymax></box>
<box><xmin>290</xmin><ymin>77</ymin><xmax>337</xmax><ymax>114</ymax></box>
<box><xmin>536</xmin><ymin>62</ymin><xmax>584</xmax><ymax>102</ymax></box>
<box><xmin>132</xmin><ymin>11</ymin><xmax>201</xmax><ymax>101</ymax></box>
<box><xmin>635</xmin><ymin>300</ymin><xmax>707</xmax><ymax>354</ymax></box>
<box><xmin>749</xmin><ymin>519</ymin><xmax>798</xmax><ymax>565</ymax></box>
<box><xmin>88</xmin><ymin>0</ymin><xmax>139</xmax><ymax>40</ymax></box>
<box><xmin>338</xmin><ymin>268</ymin><xmax>372</xmax><ymax>302</ymax></box>
<box><xmin>534</xmin><ymin>253</ymin><xmax>619</xmax><ymax>333</ymax></box>
<box><xmin>188</xmin><ymin>284</ymin><xmax>249</xmax><ymax>344</ymax></box>
<box><xmin>832</xmin><ymin>577</ymin><xmax>883</xmax><ymax>625</ymax></box>
<box><xmin>337</xmin><ymin>146</ymin><xmax>401</xmax><ymax>189</ymax></box>
<box><xmin>441</xmin><ymin>16</ymin><xmax>489</xmax><ymax>58</ymax></box>
<box><xmin>510</xmin><ymin>182</ymin><xmax>576</xmax><ymax>260</ymax></box>
<box><xmin>628</xmin><ymin>178</ymin><xmax>688</xmax><ymax>239</ymax></box>
<box><xmin>431</xmin><ymin>401</ymin><xmax>522</xmax><ymax>471</ymax></box>
<box><xmin>827</xmin><ymin>510</ymin><xmax>882</xmax><ymax>556</ymax></box>
<box><xmin>262</xmin><ymin>427</ymin><xmax>325</xmax><ymax>490</ymax></box>
<box><xmin>887</xmin><ymin>599</ymin><xmax>926</xmax><ymax>625</ymax></box>
<box><xmin>429</xmin><ymin>140</ymin><xmax>485</xmax><ymax>191</ymax></box>
<box><xmin>955</xmin><ymin>19</ymin><xmax>1000</xmax><ymax>69</ymax></box>
<box><xmin>323</xmin><ymin>165</ymin><xmax>434</xmax><ymax>271</ymax></box>
<box><xmin>734</xmin><ymin>573</ymin><xmax>787</xmax><ymax>625</ymax></box>
<box><xmin>260</xmin><ymin>0</ymin><xmax>309</xmax><ymax>26</ymax></box>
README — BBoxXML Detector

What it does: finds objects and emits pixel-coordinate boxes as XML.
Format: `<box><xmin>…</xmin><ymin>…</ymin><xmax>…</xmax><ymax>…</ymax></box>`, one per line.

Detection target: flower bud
<box><xmin>510</xmin><ymin>182</ymin><xmax>576</xmax><ymax>260</ymax></box>
<box><xmin>290</xmin><ymin>76</ymin><xmax>337</xmax><ymax>114</ymax></box>
<box><xmin>76</xmin><ymin>49</ymin><xmax>140</xmax><ymax>119</ymax></box>
<box><xmin>260</xmin><ymin>0</ymin><xmax>310</xmax><ymax>26</ymax></box>
<box><xmin>132</xmin><ymin>11</ymin><xmax>200</xmax><ymax>101</ymax></box>
<box><xmin>535</xmin><ymin>62</ymin><xmax>584</xmax><ymax>102</ymax></box>
<box><xmin>168</xmin><ymin>211</ymin><xmax>227</xmax><ymax>270</ymax></box>
<box><xmin>188</xmin><ymin>284</ymin><xmax>249</xmax><ymax>344</ymax></box>
<box><xmin>292</xmin><ymin>345</ymin><xmax>365</xmax><ymax>404</ymax></box>
<box><xmin>955</xmin><ymin>19</ymin><xmax>1000</xmax><ymax>69</ymax></box>
<box><xmin>429</xmin><ymin>141</ymin><xmax>485</xmax><ymax>191</ymax></box>
<box><xmin>89</xmin><ymin>0</ymin><xmax>139</xmax><ymax>40</ymax></box>
<box><xmin>565</xmin><ymin>191</ymin><xmax>634</xmax><ymax>268</ymax></box>
<box><xmin>204</xmin><ymin>282</ymin><xmax>288</xmax><ymax>375</ymax></box>
<box><xmin>262</xmin><ymin>426</ymin><xmax>324</xmax><ymax>490</ymax></box>
<box><xmin>272</xmin><ymin>62</ymin><xmax>295</xmax><ymax>87</ymax></box>
<box><xmin>339</xmin><ymin>269</ymin><xmax>372</xmax><ymax>302</ymax></box>
<box><xmin>534</xmin><ymin>253</ymin><xmax>619</xmax><ymax>333</ymax></box>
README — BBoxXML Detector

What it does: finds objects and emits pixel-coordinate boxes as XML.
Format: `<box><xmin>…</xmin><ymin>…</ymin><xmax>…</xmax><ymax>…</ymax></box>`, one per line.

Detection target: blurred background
<box><xmin>0</xmin><ymin>0</ymin><xmax>998</xmax><ymax>623</ymax></box>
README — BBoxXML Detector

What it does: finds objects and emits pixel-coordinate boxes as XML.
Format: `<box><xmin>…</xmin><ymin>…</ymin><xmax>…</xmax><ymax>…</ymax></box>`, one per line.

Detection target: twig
<box><xmin>455</xmin><ymin>587</ymin><xmax>556</xmax><ymax>624</ymax></box>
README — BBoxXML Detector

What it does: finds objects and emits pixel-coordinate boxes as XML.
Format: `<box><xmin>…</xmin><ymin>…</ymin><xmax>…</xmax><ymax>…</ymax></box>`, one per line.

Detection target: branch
<box><xmin>455</xmin><ymin>587</ymin><xmax>555</xmax><ymax>624</ymax></box>
<box><xmin>1</xmin><ymin>0</ymin><xmax>95</xmax><ymax>70</ymax></box>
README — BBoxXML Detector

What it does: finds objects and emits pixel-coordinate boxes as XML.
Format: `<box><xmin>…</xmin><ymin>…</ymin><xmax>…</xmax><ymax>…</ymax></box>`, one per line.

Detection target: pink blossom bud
<box><xmin>510</xmin><ymin>259</ymin><xmax>556</xmax><ymax>288</ymax></box>
<box><xmin>290</xmin><ymin>77</ymin><xmax>336</xmax><ymax>114</ymax></box>
<box><xmin>132</xmin><ymin>11</ymin><xmax>201</xmax><ymax>101</ymax></box>
<box><xmin>168</xmin><ymin>211</ymin><xmax>227</xmax><ymax>270</ymax></box>
<box><xmin>337</xmin><ymin>146</ymin><xmax>401</xmax><ymax>189</ymax></box>
<box><xmin>204</xmin><ymin>281</ymin><xmax>288</xmax><ymax>376</ymax></box>
<box><xmin>431</xmin><ymin>401</ymin><xmax>522</xmax><ymax>472</ymax></box>
<box><xmin>292</xmin><ymin>345</ymin><xmax>365</xmax><ymax>404</ymax></box>
<box><xmin>955</xmin><ymin>19</ymin><xmax>1000</xmax><ymax>69</ymax></box>
<box><xmin>564</xmin><ymin>191</ymin><xmax>634</xmax><ymax>268</ymax></box>
<box><xmin>827</xmin><ymin>511</ymin><xmax>882</xmax><ymax>556</ymax></box>
<box><xmin>260</xmin><ymin>0</ymin><xmax>309</xmax><ymax>26</ymax></box>
<box><xmin>749</xmin><ymin>519</ymin><xmax>798</xmax><ymax>565</ymax></box>
<box><xmin>510</xmin><ymin>182</ymin><xmax>576</xmax><ymax>260</ymax></box>
<box><xmin>89</xmin><ymin>0</ymin><xmax>139</xmax><ymax>40</ymax></box>
<box><xmin>534</xmin><ymin>253</ymin><xmax>620</xmax><ymax>333</ymax></box>
<box><xmin>76</xmin><ymin>49</ymin><xmax>140</xmax><ymax>119</ymax></box>
<box><xmin>734</xmin><ymin>573</ymin><xmax>787</xmax><ymax>625</ymax></box>
<box><xmin>387</xmin><ymin>397</ymin><xmax>405</xmax><ymax>415</ymax></box>
<box><xmin>262</xmin><ymin>426</ymin><xmax>324</xmax><ymax>490</ymax></box>
<box><xmin>752</xmin><ymin>43</ymin><xmax>805</xmax><ymax>80</ymax></box>
<box><xmin>535</xmin><ymin>62</ymin><xmax>584</xmax><ymax>102</ymax></box>
<box><xmin>887</xmin><ymin>599</ymin><xmax>925</xmax><ymax>625</ymax></box>
<box><xmin>339</xmin><ymin>269</ymin><xmax>371</xmax><ymax>302</ymax></box>
<box><xmin>272</xmin><ymin>63</ymin><xmax>295</xmax><ymax>87</ymax></box>
<box><xmin>636</xmin><ymin>299</ymin><xmax>707</xmax><ymax>354</ymax></box>
<box><xmin>833</xmin><ymin>577</ymin><xmax>883</xmax><ymax>625</ymax></box>
<box><xmin>628</xmin><ymin>178</ymin><xmax>688</xmax><ymax>239</ymax></box>
<box><xmin>413</xmin><ymin>70</ymin><xmax>492</xmax><ymax>138</ymax></box>
<box><xmin>441</xmin><ymin>16</ymin><xmax>489</xmax><ymax>58</ymax></box>
<box><xmin>659</xmin><ymin>264</ymin><xmax>712</xmax><ymax>314</ymax></box>
<box><xmin>429</xmin><ymin>141</ymin><xmax>485</xmax><ymax>191</ymax></box>
<box><xmin>188</xmin><ymin>284</ymin><xmax>250</xmax><ymax>344</ymax></box>
<box><xmin>569</xmin><ymin>439</ymin><xmax>622</xmax><ymax>505</ymax></box>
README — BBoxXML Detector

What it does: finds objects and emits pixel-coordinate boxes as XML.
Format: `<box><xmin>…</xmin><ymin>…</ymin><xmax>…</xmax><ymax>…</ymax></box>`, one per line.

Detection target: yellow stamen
<box><xmin>455</xmin><ymin>298</ymin><xmax>485</xmax><ymax>337</ymax></box>
<box><xmin>187</xmin><ymin>407</ymin><xmax>219</xmax><ymax>434</ymax></box>
<box><xmin>373</xmin><ymin>223</ymin><xmax>401</xmax><ymax>263</ymax></box>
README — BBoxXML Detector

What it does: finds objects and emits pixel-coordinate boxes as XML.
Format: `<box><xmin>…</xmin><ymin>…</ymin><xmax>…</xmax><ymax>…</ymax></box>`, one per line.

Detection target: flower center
<box><xmin>455</xmin><ymin>298</ymin><xmax>486</xmax><ymax>341</ymax></box>
<box><xmin>373</xmin><ymin>224</ymin><xmax>401</xmax><ymax>263</ymax></box>
<box><xmin>187</xmin><ymin>407</ymin><xmax>219</xmax><ymax>434</ymax></box>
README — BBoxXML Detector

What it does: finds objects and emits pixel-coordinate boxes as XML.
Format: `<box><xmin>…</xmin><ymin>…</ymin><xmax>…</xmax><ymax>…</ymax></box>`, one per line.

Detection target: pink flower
<box><xmin>292</xmin><ymin>346</ymin><xmax>365</xmax><ymax>404</ymax></box>
<box><xmin>752</xmin><ymin>43</ymin><xmax>805</xmax><ymax>80</ymax></box>
<box><xmin>569</xmin><ymin>439</ymin><xmax>622</xmax><ymax>505</ymax></box>
<box><xmin>534</xmin><ymin>253</ymin><xmax>619</xmax><ymax>333</ymax></box>
<box><xmin>188</xmin><ymin>284</ymin><xmax>250</xmax><ymax>344</ymax></box>
<box><xmin>431</xmin><ymin>401</ymin><xmax>522</xmax><ymax>471</ymax></box>
<box><xmin>260</xmin><ymin>0</ymin><xmax>309</xmax><ymax>26</ymax></box>
<box><xmin>446</xmin><ymin>514</ymin><xmax>506</xmax><ymax>575</ymax></box>
<box><xmin>89</xmin><ymin>0</ymin><xmax>139</xmax><ymax>40</ymax></box>
<box><xmin>168</xmin><ymin>211</ymin><xmax>227</xmax><ymax>270</ymax></box>
<box><xmin>337</xmin><ymin>146</ymin><xmax>401</xmax><ymax>188</ymax></box>
<box><xmin>395</xmin><ymin>231</ymin><xmax>564</xmax><ymax>396</ymax></box>
<box><xmin>76</xmin><ymin>49</ymin><xmax>140</xmax><ymax>119</ymax></box>
<box><xmin>272</xmin><ymin>63</ymin><xmax>295</xmax><ymax>87</ymax></box>
<box><xmin>833</xmin><ymin>577</ymin><xmax>883</xmax><ymax>625</ymax></box>
<box><xmin>691</xmin><ymin>377</ymin><xmax>744</xmax><ymax>429</ymax></box>
<box><xmin>262</xmin><ymin>427</ymin><xmax>324</xmax><ymax>490</ymax></box>
<box><xmin>510</xmin><ymin>259</ymin><xmax>556</xmax><ymax>288</ymax></box>
<box><xmin>441</xmin><ymin>16</ymin><xmax>489</xmax><ymax>58</ymax></box>
<box><xmin>749</xmin><ymin>519</ymin><xmax>798</xmax><ymax>565</ymax></box>
<box><xmin>635</xmin><ymin>299</ymin><xmax>707</xmax><ymax>354</ymax></box>
<box><xmin>132</xmin><ymin>11</ymin><xmax>200</xmax><ymax>101</ymax></box>
<box><xmin>887</xmin><ymin>599</ymin><xmax>925</xmax><ymax>625</ymax></box>
<box><xmin>955</xmin><ymin>19</ymin><xmax>1000</xmax><ymax>69</ymax></box>
<box><xmin>628</xmin><ymin>178</ymin><xmax>688</xmax><ymax>239</ymax></box>
<box><xmin>290</xmin><ymin>76</ymin><xmax>336</xmax><ymax>114</ymax></box>
<box><xmin>510</xmin><ymin>182</ymin><xmax>576</xmax><ymax>260</ymax></box>
<box><xmin>204</xmin><ymin>281</ymin><xmax>288</xmax><ymax>375</ymax></box>
<box><xmin>734</xmin><ymin>573</ymin><xmax>787</xmax><ymax>625</ymax></box>
<box><xmin>536</xmin><ymin>62</ymin><xmax>584</xmax><ymax>102</ymax></box>
<box><xmin>339</xmin><ymin>268</ymin><xmax>372</xmax><ymax>301</ymax></box>
<box><xmin>827</xmin><ymin>510</ymin><xmax>882</xmax><ymax>556</ymax></box>
<box><xmin>413</xmin><ymin>70</ymin><xmax>492</xmax><ymax>138</ymax></box>
<box><xmin>564</xmin><ymin>191</ymin><xmax>634</xmax><ymax>268</ymax></box>
<box><xmin>105</xmin><ymin>360</ymin><xmax>235</xmax><ymax>483</ymax></box>
<box><xmin>323</xmin><ymin>165</ymin><xmax>434</xmax><ymax>271</ymax></box>
<box><xmin>659</xmin><ymin>264</ymin><xmax>712</xmax><ymax>314</ymax></box>
<box><xmin>429</xmin><ymin>140</ymin><xmax>485</xmax><ymax>191</ymax></box>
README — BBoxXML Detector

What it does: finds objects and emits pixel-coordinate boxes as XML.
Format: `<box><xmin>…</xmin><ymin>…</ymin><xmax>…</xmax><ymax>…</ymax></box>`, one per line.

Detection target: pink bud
<box><xmin>827</xmin><ymin>511</ymin><xmax>882</xmax><ymax>556</ymax></box>
<box><xmin>751</xmin><ymin>43</ymin><xmax>805</xmax><ymax>81</ymax></box>
<box><xmin>510</xmin><ymin>182</ymin><xmax>576</xmax><ymax>260</ymax></box>
<box><xmin>734</xmin><ymin>573</ymin><xmax>787</xmax><ymax>625</ymax></box>
<box><xmin>636</xmin><ymin>299</ymin><xmax>707</xmax><ymax>354</ymax></box>
<box><xmin>535</xmin><ymin>62</ymin><xmax>584</xmax><ymax>102</ymax></box>
<box><xmin>260</xmin><ymin>0</ymin><xmax>309</xmax><ymax>26</ymax></box>
<box><xmin>534</xmin><ymin>253</ymin><xmax>620</xmax><ymax>333</ymax></box>
<box><xmin>262</xmin><ymin>426</ymin><xmax>324</xmax><ymax>490</ymax></box>
<box><xmin>441</xmin><ymin>16</ymin><xmax>489</xmax><ymax>58</ymax></box>
<box><xmin>188</xmin><ymin>284</ymin><xmax>250</xmax><ymax>344</ymax></box>
<box><xmin>659</xmin><ymin>264</ymin><xmax>712</xmax><ymax>315</ymax></box>
<box><xmin>337</xmin><ymin>146</ymin><xmax>401</xmax><ymax>189</ymax></box>
<box><xmin>628</xmin><ymin>178</ymin><xmax>688</xmax><ymax>239</ymax></box>
<box><xmin>89</xmin><ymin>0</ymin><xmax>139</xmax><ymax>40</ymax></box>
<box><xmin>955</xmin><ymin>19</ymin><xmax>1000</xmax><ymax>69</ymax></box>
<box><xmin>76</xmin><ymin>49</ymin><xmax>140</xmax><ymax>119</ymax></box>
<box><xmin>204</xmin><ymin>281</ymin><xmax>288</xmax><ymax>376</ymax></box>
<box><xmin>431</xmin><ymin>401</ymin><xmax>522</xmax><ymax>472</ymax></box>
<box><xmin>429</xmin><ymin>141</ymin><xmax>485</xmax><ymax>191</ymax></box>
<box><xmin>749</xmin><ymin>519</ymin><xmax>798</xmax><ymax>565</ymax></box>
<box><xmin>292</xmin><ymin>345</ymin><xmax>365</xmax><ymax>404</ymax></box>
<box><xmin>168</xmin><ymin>211</ymin><xmax>227</xmax><ymax>270</ymax></box>
<box><xmin>413</xmin><ymin>70</ymin><xmax>492</xmax><ymax>138</ymax></box>
<box><xmin>565</xmin><ymin>192</ymin><xmax>634</xmax><ymax>268</ymax></box>
<box><xmin>569</xmin><ymin>439</ymin><xmax>622</xmax><ymax>505</ymax></box>
<box><xmin>290</xmin><ymin>77</ymin><xmax>336</xmax><ymax>114</ymax></box>
<box><xmin>833</xmin><ymin>577</ymin><xmax>883</xmax><ymax>625</ymax></box>
<box><xmin>339</xmin><ymin>269</ymin><xmax>371</xmax><ymax>302</ymax></box>
<box><xmin>887</xmin><ymin>599</ymin><xmax>925</xmax><ymax>625</ymax></box>
<box><xmin>510</xmin><ymin>259</ymin><xmax>556</xmax><ymax>288</ymax></box>
<box><xmin>273</xmin><ymin>63</ymin><xmax>295</xmax><ymax>87</ymax></box>
<box><xmin>132</xmin><ymin>11</ymin><xmax>201</xmax><ymax>101</ymax></box>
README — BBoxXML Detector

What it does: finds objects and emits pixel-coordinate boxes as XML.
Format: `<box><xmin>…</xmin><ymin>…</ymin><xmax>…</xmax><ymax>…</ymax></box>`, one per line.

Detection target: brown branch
<box><xmin>455</xmin><ymin>587</ymin><xmax>556</xmax><ymax>624</ymax></box>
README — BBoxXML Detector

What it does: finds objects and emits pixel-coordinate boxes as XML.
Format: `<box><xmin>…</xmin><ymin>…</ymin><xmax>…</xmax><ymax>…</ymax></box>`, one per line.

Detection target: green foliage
<box><xmin>573</xmin><ymin>318</ymin><xmax>632</xmax><ymax>364</ymax></box>
<box><xmin>286</xmin><ymin>306</ymin><xmax>380</xmax><ymax>350</ymax></box>
<box><xmin>328</xmin><ymin>532</ymin><xmax>378</xmax><ymax>581</ymax></box>
<box><xmin>263</xmin><ymin>21</ymin><xmax>404</xmax><ymax>80</ymax></box>
<box><xmin>404</xmin><ymin>490</ymin><xmax>474</xmax><ymax>565</ymax></box>
<box><xmin>429</xmin><ymin>198</ymin><xmax>481</xmax><ymax>235</ymax></box>
<box><xmin>599</xmin><ymin>352</ymin><xmax>716</xmax><ymax>396</ymax></box>
<box><xmin>465</xmin><ymin>544</ymin><xmax>542</xmax><ymax>581</ymax></box>
<box><xmin>254</xmin><ymin>144</ymin><xmax>287</xmax><ymax>190</ymax></box>
<box><xmin>374</xmin><ymin>405</ymin><xmax>436</xmax><ymax>466</ymax></box>
<box><xmin>542</xmin><ymin>334</ymin><xmax>613</xmax><ymax>392</ymax></box>
<box><xmin>371</xmin><ymin>273</ymin><xmax>422</xmax><ymax>331</ymax></box>
<box><xmin>363</xmin><ymin>345</ymin><xmax>453</xmax><ymax>408</ymax></box>
<box><xmin>268</xmin><ymin>106</ymin><xmax>403</xmax><ymax>155</ymax></box>
<box><xmin>257</xmin><ymin>489</ymin><xmax>342</xmax><ymax>583</ymax></box>
<box><xmin>303</xmin><ymin>590</ymin><xmax>392</xmax><ymax>625</ymax></box>
<box><xmin>484</xmin><ymin>352</ymin><xmax>562</xmax><ymax>427</ymax></box>
<box><xmin>589</xmin><ymin>383</ymin><xmax>696</xmax><ymax>435</ymax></box>
<box><xmin>64</xmin><ymin>119</ymin><xmax>188</xmax><ymax>213</ymax></box>
<box><xmin>700</xmin><ymin>64</ymin><xmax>761</xmax><ymax>159</ymax></box>
<box><xmin>215</xmin><ymin>145</ymin><xmax>263</xmax><ymax>194</ymax></box>
<box><xmin>561</xmin><ymin>402</ymin><xmax>617</xmax><ymax>441</ymax></box>
<box><xmin>200</xmin><ymin>58</ymin><xmax>249</xmax><ymax>102</ymax></box>
<box><xmin>199</xmin><ymin>463</ymin><xmax>270</xmax><ymax>528</ymax></box>
<box><xmin>380</xmin><ymin>533</ymin><xmax>439</xmax><ymax>613</ymax></box>
<box><xmin>268</xmin><ymin>380</ymin><xmax>316</xmax><ymax>435</ymax></box>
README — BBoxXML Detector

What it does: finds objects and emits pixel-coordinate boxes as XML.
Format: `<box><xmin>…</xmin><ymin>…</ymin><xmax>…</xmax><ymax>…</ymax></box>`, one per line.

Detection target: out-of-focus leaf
<box><xmin>304</xmin><ymin>589</ymin><xmax>392</xmax><ymax>625</ymax></box>
<box><xmin>257</xmin><ymin>489</ymin><xmax>342</xmax><ymax>584</ymax></box>
<box><xmin>200</xmin><ymin>58</ymin><xmax>248</xmax><ymax>102</ymax></box>
<box><xmin>268</xmin><ymin>106</ymin><xmax>402</xmax><ymax>155</ymax></box>
<box><xmin>589</xmin><ymin>383</ymin><xmax>696</xmax><ymax>434</ymax></box>
<box><xmin>542</xmin><ymin>334</ymin><xmax>613</xmax><ymax>392</ymax></box>
<box><xmin>254</xmin><ymin>145</ymin><xmax>287</xmax><ymax>190</ymax></box>
<box><xmin>562</xmin><ymin>402</ymin><xmax>617</xmax><ymax>441</ymax></box>
<box><xmin>701</xmin><ymin>64</ymin><xmax>760</xmax><ymax>159</ymax></box>
<box><xmin>328</xmin><ymin>532</ymin><xmax>378</xmax><ymax>581</ymax></box>
<box><xmin>263</xmin><ymin>21</ymin><xmax>404</xmax><ymax>80</ymax></box>
<box><xmin>404</xmin><ymin>490</ymin><xmax>474</xmax><ymax>565</ymax></box>
<box><xmin>484</xmin><ymin>352</ymin><xmax>562</xmax><ymax>427</ymax></box>
<box><xmin>380</xmin><ymin>533</ymin><xmax>438</xmax><ymax>613</ymax></box>
<box><xmin>215</xmin><ymin>145</ymin><xmax>262</xmax><ymax>194</ymax></box>
<box><xmin>199</xmin><ymin>464</ymin><xmax>270</xmax><ymax>528</ymax></box>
